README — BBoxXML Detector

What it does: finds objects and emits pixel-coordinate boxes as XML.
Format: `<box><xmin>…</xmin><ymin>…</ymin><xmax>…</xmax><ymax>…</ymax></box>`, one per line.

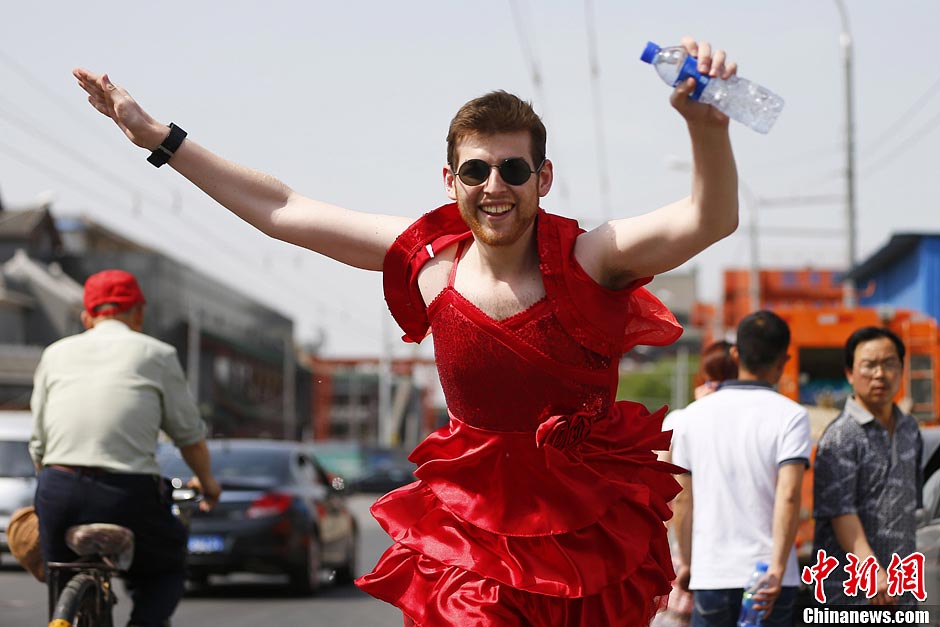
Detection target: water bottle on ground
<box><xmin>640</xmin><ymin>41</ymin><xmax>784</xmax><ymax>134</ymax></box>
<box><xmin>738</xmin><ymin>561</ymin><xmax>773</xmax><ymax>627</ymax></box>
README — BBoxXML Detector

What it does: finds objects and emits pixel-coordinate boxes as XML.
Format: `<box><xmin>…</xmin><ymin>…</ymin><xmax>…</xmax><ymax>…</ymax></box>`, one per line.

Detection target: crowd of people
<box><xmin>657</xmin><ymin>316</ymin><xmax>922</xmax><ymax>627</ymax></box>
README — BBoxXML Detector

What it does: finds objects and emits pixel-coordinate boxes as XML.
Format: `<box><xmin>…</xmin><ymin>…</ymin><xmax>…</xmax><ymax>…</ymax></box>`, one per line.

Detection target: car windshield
<box><xmin>311</xmin><ymin>443</ymin><xmax>366</xmax><ymax>480</ymax></box>
<box><xmin>158</xmin><ymin>445</ymin><xmax>292</xmax><ymax>485</ymax></box>
<box><xmin>0</xmin><ymin>441</ymin><xmax>35</xmax><ymax>478</ymax></box>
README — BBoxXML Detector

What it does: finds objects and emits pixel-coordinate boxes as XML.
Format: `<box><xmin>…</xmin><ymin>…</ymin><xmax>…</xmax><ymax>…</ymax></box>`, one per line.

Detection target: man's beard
<box><xmin>456</xmin><ymin>198</ymin><xmax>537</xmax><ymax>247</ymax></box>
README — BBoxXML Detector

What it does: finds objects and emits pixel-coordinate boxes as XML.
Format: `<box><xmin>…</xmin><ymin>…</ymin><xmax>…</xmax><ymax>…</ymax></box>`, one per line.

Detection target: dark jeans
<box><xmin>692</xmin><ymin>586</ymin><xmax>798</xmax><ymax>627</ymax></box>
<box><xmin>35</xmin><ymin>467</ymin><xmax>188</xmax><ymax>627</ymax></box>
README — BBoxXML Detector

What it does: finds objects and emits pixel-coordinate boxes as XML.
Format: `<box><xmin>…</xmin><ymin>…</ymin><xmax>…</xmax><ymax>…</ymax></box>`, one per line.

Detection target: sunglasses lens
<box><xmin>457</xmin><ymin>160</ymin><xmax>490</xmax><ymax>186</ymax></box>
<box><xmin>499</xmin><ymin>158</ymin><xmax>533</xmax><ymax>185</ymax></box>
<box><xmin>456</xmin><ymin>158</ymin><xmax>536</xmax><ymax>186</ymax></box>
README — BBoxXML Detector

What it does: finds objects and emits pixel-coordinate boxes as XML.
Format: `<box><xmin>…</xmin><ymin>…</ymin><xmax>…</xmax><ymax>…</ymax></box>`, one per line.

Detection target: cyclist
<box><xmin>29</xmin><ymin>269</ymin><xmax>221</xmax><ymax>627</ymax></box>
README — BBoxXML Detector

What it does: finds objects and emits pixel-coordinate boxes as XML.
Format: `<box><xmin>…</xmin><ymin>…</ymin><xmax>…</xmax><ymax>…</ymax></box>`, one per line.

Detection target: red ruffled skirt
<box><xmin>356</xmin><ymin>401</ymin><xmax>682</xmax><ymax>626</ymax></box>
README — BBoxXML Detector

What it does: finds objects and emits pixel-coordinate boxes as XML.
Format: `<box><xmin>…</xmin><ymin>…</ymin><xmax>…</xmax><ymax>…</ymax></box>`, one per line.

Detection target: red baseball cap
<box><xmin>83</xmin><ymin>270</ymin><xmax>146</xmax><ymax>316</ymax></box>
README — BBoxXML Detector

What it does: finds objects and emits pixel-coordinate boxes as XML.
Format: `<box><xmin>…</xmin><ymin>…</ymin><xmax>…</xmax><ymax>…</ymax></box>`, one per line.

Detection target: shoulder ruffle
<box><xmin>382</xmin><ymin>204</ymin><xmax>470</xmax><ymax>343</ymax></box>
<box><xmin>536</xmin><ymin>211</ymin><xmax>683</xmax><ymax>355</ymax></box>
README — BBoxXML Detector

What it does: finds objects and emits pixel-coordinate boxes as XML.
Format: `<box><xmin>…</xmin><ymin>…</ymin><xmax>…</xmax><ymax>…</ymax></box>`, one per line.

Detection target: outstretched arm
<box><xmin>575</xmin><ymin>37</ymin><xmax>739</xmax><ymax>289</ymax></box>
<box><xmin>73</xmin><ymin>69</ymin><xmax>411</xmax><ymax>271</ymax></box>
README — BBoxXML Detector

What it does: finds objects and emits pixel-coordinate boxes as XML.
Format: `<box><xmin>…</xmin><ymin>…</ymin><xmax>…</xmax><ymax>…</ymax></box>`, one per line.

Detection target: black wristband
<box><xmin>146</xmin><ymin>123</ymin><xmax>187</xmax><ymax>168</ymax></box>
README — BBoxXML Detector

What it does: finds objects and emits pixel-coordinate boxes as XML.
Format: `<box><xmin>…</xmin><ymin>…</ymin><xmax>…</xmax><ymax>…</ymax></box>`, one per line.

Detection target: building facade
<box><xmin>0</xmin><ymin>202</ymin><xmax>310</xmax><ymax>437</ymax></box>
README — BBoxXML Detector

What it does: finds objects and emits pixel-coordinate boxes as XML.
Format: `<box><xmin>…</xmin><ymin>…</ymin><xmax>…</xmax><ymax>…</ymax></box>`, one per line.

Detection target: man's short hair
<box><xmin>446</xmin><ymin>91</ymin><xmax>547</xmax><ymax>170</ymax></box>
<box><xmin>735</xmin><ymin>310</ymin><xmax>790</xmax><ymax>373</ymax></box>
<box><xmin>844</xmin><ymin>326</ymin><xmax>906</xmax><ymax>369</ymax></box>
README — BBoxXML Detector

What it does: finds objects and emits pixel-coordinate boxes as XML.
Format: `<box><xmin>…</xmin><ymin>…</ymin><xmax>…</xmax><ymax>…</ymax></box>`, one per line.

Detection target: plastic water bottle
<box><xmin>737</xmin><ymin>561</ymin><xmax>772</xmax><ymax>626</ymax></box>
<box><xmin>640</xmin><ymin>41</ymin><xmax>784</xmax><ymax>134</ymax></box>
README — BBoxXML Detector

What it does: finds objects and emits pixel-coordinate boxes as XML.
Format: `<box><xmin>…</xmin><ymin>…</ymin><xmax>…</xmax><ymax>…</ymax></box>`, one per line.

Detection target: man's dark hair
<box><xmin>844</xmin><ymin>326</ymin><xmax>906</xmax><ymax>369</ymax></box>
<box><xmin>735</xmin><ymin>310</ymin><xmax>790</xmax><ymax>373</ymax></box>
<box><xmin>446</xmin><ymin>90</ymin><xmax>547</xmax><ymax>170</ymax></box>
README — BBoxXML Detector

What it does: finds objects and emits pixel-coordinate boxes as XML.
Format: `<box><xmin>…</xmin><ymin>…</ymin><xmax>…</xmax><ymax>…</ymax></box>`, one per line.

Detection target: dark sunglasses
<box><xmin>455</xmin><ymin>157</ymin><xmax>544</xmax><ymax>187</ymax></box>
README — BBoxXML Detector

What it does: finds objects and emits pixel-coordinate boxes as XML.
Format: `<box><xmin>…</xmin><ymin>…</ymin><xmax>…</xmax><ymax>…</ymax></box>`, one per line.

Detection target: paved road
<box><xmin>0</xmin><ymin>494</ymin><xmax>403</xmax><ymax>626</ymax></box>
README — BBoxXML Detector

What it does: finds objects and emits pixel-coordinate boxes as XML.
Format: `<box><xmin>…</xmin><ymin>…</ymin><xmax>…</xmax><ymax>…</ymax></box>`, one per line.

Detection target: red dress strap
<box><xmin>447</xmin><ymin>239</ymin><xmax>468</xmax><ymax>288</ymax></box>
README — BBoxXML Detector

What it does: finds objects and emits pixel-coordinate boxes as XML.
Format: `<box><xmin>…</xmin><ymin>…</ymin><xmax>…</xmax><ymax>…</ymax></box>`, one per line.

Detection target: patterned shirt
<box><xmin>812</xmin><ymin>396</ymin><xmax>923</xmax><ymax>605</ymax></box>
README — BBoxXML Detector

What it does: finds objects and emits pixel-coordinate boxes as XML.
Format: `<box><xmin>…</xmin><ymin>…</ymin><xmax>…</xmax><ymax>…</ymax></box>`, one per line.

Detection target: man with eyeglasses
<box><xmin>73</xmin><ymin>36</ymin><xmax>739</xmax><ymax>626</ymax></box>
<box><xmin>812</xmin><ymin>327</ymin><xmax>923</xmax><ymax>608</ymax></box>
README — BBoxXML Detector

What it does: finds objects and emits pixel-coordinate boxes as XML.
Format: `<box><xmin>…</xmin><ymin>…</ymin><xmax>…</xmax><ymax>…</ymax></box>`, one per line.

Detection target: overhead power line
<box><xmin>0</xmin><ymin>53</ymin><xmax>378</xmax><ymax>338</ymax></box>
<box><xmin>861</xmin><ymin>107</ymin><xmax>940</xmax><ymax>177</ymax></box>
<box><xmin>861</xmin><ymin>73</ymin><xmax>940</xmax><ymax>162</ymax></box>
<box><xmin>754</xmin><ymin>72</ymin><xmax>940</xmax><ymax>191</ymax></box>
<box><xmin>0</xmin><ymin>138</ymin><xmax>135</xmax><ymax>211</ymax></box>
<box><xmin>1</xmin><ymin>131</ymin><xmax>378</xmax><ymax>333</ymax></box>
<box><xmin>507</xmin><ymin>0</ymin><xmax>571</xmax><ymax>207</ymax></box>
<box><xmin>0</xmin><ymin>94</ymin><xmax>166</xmax><ymax>211</ymax></box>
<box><xmin>507</xmin><ymin>0</ymin><xmax>541</xmax><ymax>89</ymax></box>
<box><xmin>0</xmin><ymin>50</ymin><xmax>97</xmax><ymax>131</ymax></box>
<box><xmin>583</xmin><ymin>0</ymin><xmax>611</xmax><ymax>222</ymax></box>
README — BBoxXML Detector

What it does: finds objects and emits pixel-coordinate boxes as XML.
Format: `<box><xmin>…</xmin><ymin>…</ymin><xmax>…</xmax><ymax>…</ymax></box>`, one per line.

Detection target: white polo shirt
<box><xmin>671</xmin><ymin>380</ymin><xmax>810</xmax><ymax>589</ymax></box>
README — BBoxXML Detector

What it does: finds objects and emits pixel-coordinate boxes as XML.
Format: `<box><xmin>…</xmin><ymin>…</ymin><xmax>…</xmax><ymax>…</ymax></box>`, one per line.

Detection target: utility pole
<box><xmin>834</xmin><ymin>0</ymin><xmax>858</xmax><ymax>307</ymax></box>
<box><xmin>740</xmin><ymin>182</ymin><xmax>761</xmax><ymax>312</ymax></box>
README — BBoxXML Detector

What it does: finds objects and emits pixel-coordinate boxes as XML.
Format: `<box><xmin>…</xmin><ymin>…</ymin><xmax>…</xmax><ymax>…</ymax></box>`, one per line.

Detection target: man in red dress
<box><xmin>74</xmin><ymin>36</ymin><xmax>740</xmax><ymax>626</ymax></box>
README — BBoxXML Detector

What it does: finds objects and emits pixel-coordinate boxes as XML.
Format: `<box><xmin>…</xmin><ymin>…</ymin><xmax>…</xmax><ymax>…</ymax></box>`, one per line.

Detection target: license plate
<box><xmin>188</xmin><ymin>534</ymin><xmax>225</xmax><ymax>553</ymax></box>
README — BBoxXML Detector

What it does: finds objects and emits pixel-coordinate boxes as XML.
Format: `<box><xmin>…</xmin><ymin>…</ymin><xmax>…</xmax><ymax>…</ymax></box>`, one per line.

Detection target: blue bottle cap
<box><xmin>640</xmin><ymin>41</ymin><xmax>660</xmax><ymax>64</ymax></box>
<box><xmin>756</xmin><ymin>561</ymin><xmax>769</xmax><ymax>572</ymax></box>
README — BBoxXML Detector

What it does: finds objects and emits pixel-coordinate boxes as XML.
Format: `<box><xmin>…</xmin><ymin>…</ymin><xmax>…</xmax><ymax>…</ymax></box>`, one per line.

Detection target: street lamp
<box><xmin>833</xmin><ymin>0</ymin><xmax>858</xmax><ymax>307</ymax></box>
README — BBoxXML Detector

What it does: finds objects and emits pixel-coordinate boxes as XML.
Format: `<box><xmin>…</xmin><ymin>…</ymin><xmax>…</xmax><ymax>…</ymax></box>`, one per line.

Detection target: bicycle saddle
<box><xmin>65</xmin><ymin>523</ymin><xmax>135</xmax><ymax>570</ymax></box>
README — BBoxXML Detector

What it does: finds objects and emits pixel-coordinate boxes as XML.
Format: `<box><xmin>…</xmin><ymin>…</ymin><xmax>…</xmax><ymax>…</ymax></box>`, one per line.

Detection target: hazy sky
<box><xmin>2</xmin><ymin>1</ymin><xmax>938</xmax><ymax>356</ymax></box>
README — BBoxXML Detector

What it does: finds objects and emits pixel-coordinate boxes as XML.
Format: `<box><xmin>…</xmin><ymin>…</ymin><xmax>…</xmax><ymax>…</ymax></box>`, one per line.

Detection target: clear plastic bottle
<box><xmin>737</xmin><ymin>561</ymin><xmax>773</xmax><ymax>626</ymax></box>
<box><xmin>640</xmin><ymin>41</ymin><xmax>784</xmax><ymax>134</ymax></box>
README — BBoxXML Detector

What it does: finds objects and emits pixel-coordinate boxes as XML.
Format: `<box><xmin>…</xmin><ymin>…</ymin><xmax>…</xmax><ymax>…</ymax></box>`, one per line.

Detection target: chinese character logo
<box><xmin>842</xmin><ymin>553</ymin><xmax>879</xmax><ymax>599</ymax></box>
<box><xmin>885</xmin><ymin>552</ymin><xmax>926</xmax><ymax>602</ymax></box>
<box><xmin>801</xmin><ymin>549</ymin><xmax>839</xmax><ymax>604</ymax></box>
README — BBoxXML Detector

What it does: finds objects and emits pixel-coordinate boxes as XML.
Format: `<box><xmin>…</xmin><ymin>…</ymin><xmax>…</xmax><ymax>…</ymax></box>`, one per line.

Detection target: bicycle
<box><xmin>45</xmin><ymin>480</ymin><xmax>200</xmax><ymax>627</ymax></box>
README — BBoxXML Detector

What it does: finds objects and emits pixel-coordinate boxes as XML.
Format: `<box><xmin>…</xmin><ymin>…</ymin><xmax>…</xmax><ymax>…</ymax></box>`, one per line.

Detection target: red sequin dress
<box><xmin>356</xmin><ymin>204</ymin><xmax>684</xmax><ymax>626</ymax></box>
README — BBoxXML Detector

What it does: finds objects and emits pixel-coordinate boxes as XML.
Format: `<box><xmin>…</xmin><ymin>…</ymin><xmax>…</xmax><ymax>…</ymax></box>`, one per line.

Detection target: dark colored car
<box><xmin>350</xmin><ymin>457</ymin><xmax>417</xmax><ymax>494</ymax></box>
<box><xmin>310</xmin><ymin>440</ymin><xmax>417</xmax><ymax>494</ymax></box>
<box><xmin>158</xmin><ymin>439</ymin><xmax>358</xmax><ymax>594</ymax></box>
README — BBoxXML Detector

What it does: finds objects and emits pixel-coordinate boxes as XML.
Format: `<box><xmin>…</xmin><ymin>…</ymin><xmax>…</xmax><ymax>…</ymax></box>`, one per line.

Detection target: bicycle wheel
<box><xmin>49</xmin><ymin>572</ymin><xmax>112</xmax><ymax>627</ymax></box>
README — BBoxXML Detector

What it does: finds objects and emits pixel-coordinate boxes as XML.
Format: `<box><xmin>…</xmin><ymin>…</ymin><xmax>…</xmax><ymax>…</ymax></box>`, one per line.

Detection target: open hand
<box><xmin>73</xmin><ymin>68</ymin><xmax>168</xmax><ymax>150</ymax></box>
